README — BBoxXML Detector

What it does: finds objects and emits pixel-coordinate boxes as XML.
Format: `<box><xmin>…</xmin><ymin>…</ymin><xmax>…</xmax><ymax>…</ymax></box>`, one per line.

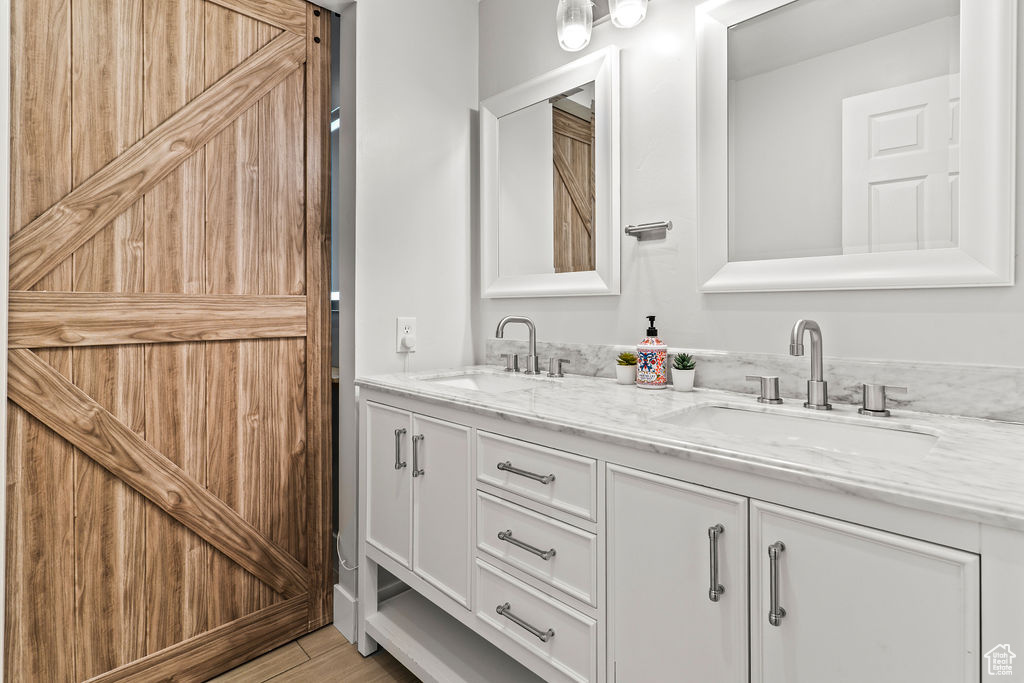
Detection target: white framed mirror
<box><xmin>697</xmin><ymin>0</ymin><xmax>1016</xmax><ymax>292</ymax></box>
<box><xmin>481</xmin><ymin>46</ymin><xmax>620</xmax><ymax>298</ymax></box>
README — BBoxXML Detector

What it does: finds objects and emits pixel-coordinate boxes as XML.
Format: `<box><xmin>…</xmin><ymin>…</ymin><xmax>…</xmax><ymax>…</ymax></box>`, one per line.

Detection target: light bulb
<box><xmin>556</xmin><ymin>0</ymin><xmax>593</xmax><ymax>52</ymax></box>
<box><xmin>560</xmin><ymin>23</ymin><xmax>589</xmax><ymax>50</ymax></box>
<box><xmin>609</xmin><ymin>0</ymin><xmax>647</xmax><ymax>29</ymax></box>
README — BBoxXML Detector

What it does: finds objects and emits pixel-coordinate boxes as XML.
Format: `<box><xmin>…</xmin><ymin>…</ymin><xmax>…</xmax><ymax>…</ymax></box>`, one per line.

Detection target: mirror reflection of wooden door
<box><xmin>6</xmin><ymin>0</ymin><xmax>332</xmax><ymax>680</ymax></box>
<box><xmin>552</xmin><ymin>107</ymin><xmax>596</xmax><ymax>273</ymax></box>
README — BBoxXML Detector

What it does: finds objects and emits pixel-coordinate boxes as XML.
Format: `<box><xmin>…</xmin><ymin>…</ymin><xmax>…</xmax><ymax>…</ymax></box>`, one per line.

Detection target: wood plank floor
<box><xmin>208</xmin><ymin>625</ymin><xmax>419</xmax><ymax>682</ymax></box>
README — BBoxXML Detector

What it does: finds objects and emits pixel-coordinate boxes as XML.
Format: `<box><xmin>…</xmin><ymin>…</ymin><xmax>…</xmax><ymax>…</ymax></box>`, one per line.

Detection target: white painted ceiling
<box><xmin>310</xmin><ymin>0</ymin><xmax>353</xmax><ymax>13</ymax></box>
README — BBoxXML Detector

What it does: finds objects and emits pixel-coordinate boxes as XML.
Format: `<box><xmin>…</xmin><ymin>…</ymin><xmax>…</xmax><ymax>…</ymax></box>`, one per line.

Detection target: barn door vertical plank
<box><xmin>257</xmin><ymin>60</ymin><xmax>308</xmax><ymax>576</ymax></box>
<box><xmin>142</xmin><ymin>0</ymin><xmax>214</xmax><ymax>654</ymax></box>
<box><xmin>5</xmin><ymin>1</ymin><xmax>76</xmax><ymax>681</ymax></box>
<box><xmin>69</xmin><ymin>0</ymin><xmax>148</xmax><ymax>677</ymax></box>
<box><xmin>203</xmin><ymin>2</ymin><xmax>277</xmax><ymax>625</ymax></box>
<box><xmin>305</xmin><ymin>3</ymin><xmax>333</xmax><ymax>629</ymax></box>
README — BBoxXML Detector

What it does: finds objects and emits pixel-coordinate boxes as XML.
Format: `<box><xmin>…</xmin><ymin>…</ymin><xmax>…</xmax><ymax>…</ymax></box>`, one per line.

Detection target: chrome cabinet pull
<box><xmin>708</xmin><ymin>524</ymin><xmax>725</xmax><ymax>602</ymax></box>
<box><xmin>768</xmin><ymin>541</ymin><xmax>787</xmax><ymax>626</ymax></box>
<box><xmin>498</xmin><ymin>529</ymin><xmax>556</xmax><ymax>561</ymax></box>
<box><xmin>495</xmin><ymin>602</ymin><xmax>555</xmax><ymax>642</ymax></box>
<box><xmin>411</xmin><ymin>434</ymin><xmax>424</xmax><ymax>477</ymax></box>
<box><xmin>496</xmin><ymin>461</ymin><xmax>555</xmax><ymax>485</ymax></box>
<box><xmin>393</xmin><ymin>428</ymin><xmax>407</xmax><ymax>470</ymax></box>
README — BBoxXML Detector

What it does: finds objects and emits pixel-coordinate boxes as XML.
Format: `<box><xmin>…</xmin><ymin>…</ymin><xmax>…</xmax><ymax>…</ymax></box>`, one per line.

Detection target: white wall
<box><xmin>334</xmin><ymin>3</ymin><xmax>358</xmax><ymax>598</ymax></box>
<box><xmin>477</xmin><ymin>0</ymin><xmax>1024</xmax><ymax>366</ymax></box>
<box><xmin>348</xmin><ymin>0</ymin><xmax>478</xmax><ymax>608</ymax></box>
<box><xmin>354</xmin><ymin>0</ymin><xmax>478</xmax><ymax>376</ymax></box>
<box><xmin>498</xmin><ymin>102</ymin><xmax>555</xmax><ymax>277</ymax></box>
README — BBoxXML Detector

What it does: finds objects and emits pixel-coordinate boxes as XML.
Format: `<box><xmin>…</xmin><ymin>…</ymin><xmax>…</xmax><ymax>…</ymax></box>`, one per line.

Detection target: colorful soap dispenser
<box><xmin>636</xmin><ymin>315</ymin><xmax>668</xmax><ymax>390</ymax></box>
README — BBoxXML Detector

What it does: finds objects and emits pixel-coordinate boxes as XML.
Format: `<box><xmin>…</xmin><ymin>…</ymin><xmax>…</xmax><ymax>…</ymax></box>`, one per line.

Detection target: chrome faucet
<box><xmin>495</xmin><ymin>316</ymin><xmax>540</xmax><ymax>374</ymax></box>
<box><xmin>789</xmin><ymin>319</ymin><xmax>832</xmax><ymax>410</ymax></box>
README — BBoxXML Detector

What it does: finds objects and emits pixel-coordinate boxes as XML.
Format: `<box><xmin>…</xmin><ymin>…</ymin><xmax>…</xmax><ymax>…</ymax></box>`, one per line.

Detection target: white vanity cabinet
<box><xmin>607</xmin><ymin>465</ymin><xmax>749</xmax><ymax>683</ymax></box>
<box><xmin>750</xmin><ymin>501</ymin><xmax>980</xmax><ymax>683</ymax></box>
<box><xmin>357</xmin><ymin>387</ymin><xmax>1014</xmax><ymax>683</ymax></box>
<box><xmin>365</xmin><ymin>401</ymin><xmax>472</xmax><ymax>608</ymax></box>
<box><xmin>477</xmin><ymin>431</ymin><xmax>598</xmax><ymax>521</ymax></box>
<box><xmin>473</xmin><ymin>431</ymin><xmax>600</xmax><ymax>682</ymax></box>
<box><xmin>605</xmin><ymin>465</ymin><xmax>980</xmax><ymax>683</ymax></box>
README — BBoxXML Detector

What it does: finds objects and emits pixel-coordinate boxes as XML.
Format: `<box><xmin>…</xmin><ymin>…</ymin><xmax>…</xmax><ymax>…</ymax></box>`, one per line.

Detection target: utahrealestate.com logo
<box><xmin>985</xmin><ymin>644</ymin><xmax>1016</xmax><ymax>677</ymax></box>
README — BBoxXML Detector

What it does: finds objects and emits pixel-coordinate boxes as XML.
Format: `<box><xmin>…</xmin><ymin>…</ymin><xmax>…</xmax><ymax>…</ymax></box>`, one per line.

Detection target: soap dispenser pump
<box><xmin>636</xmin><ymin>315</ymin><xmax>668</xmax><ymax>389</ymax></box>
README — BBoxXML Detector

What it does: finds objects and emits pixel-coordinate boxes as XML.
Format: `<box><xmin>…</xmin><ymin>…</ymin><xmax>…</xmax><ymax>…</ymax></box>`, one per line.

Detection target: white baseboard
<box><xmin>334</xmin><ymin>570</ymin><xmax>411</xmax><ymax>644</ymax></box>
<box><xmin>333</xmin><ymin>582</ymin><xmax>358</xmax><ymax>643</ymax></box>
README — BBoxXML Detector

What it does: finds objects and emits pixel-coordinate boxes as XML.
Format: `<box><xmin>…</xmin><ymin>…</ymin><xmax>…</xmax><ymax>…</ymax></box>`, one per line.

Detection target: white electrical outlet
<box><xmin>396</xmin><ymin>317</ymin><xmax>417</xmax><ymax>353</ymax></box>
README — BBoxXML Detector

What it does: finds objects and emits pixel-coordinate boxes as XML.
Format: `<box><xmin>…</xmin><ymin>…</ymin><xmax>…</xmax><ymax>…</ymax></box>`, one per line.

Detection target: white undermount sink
<box><xmin>421</xmin><ymin>372</ymin><xmax>549</xmax><ymax>393</ymax></box>
<box><xmin>657</xmin><ymin>404</ymin><xmax>938</xmax><ymax>458</ymax></box>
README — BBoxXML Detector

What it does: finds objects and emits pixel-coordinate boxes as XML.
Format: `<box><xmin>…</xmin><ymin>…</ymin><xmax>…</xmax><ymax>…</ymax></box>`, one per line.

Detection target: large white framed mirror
<box><xmin>697</xmin><ymin>0</ymin><xmax>1016</xmax><ymax>292</ymax></box>
<box><xmin>481</xmin><ymin>46</ymin><xmax>620</xmax><ymax>298</ymax></box>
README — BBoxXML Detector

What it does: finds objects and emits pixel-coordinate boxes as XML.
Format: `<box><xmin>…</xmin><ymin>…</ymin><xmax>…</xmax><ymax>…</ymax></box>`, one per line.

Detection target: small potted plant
<box><xmin>672</xmin><ymin>352</ymin><xmax>696</xmax><ymax>391</ymax></box>
<box><xmin>615</xmin><ymin>352</ymin><xmax>637</xmax><ymax>385</ymax></box>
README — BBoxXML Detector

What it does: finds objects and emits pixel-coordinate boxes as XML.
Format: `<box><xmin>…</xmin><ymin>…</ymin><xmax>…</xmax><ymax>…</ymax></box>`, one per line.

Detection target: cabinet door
<box><xmin>365</xmin><ymin>402</ymin><xmax>413</xmax><ymax>568</ymax></box>
<box><xmin>751</xmin><ymin>501</ymin><xmax>980</xmax><ymax>683</ymax></box>
<box><xmin>608</xmin><ymin>465</ymin><xmax>748</xmax><ymax>683</ymax></box>
<box><xmin>411</xmin><ymin>414</ymin><xmax>472</xmax><ymax>608</ymax></box>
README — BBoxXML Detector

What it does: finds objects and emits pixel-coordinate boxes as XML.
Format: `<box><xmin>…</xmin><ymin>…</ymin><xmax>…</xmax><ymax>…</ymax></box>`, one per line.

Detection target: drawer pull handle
<box><xmin>768</xmin><ymin>541</ymin><xmax>787</xmax><ymax>627</ymax></box>
<box><xmin>393</xmin><ymin>428</ymin><xmax>407</xmax><ymax>470</ymax></box>
<box><xmin>411</xmin><ymin>434</ymin><xmax>425</xmax><ymax>477</ymax></box>
<box><xmin>497</xmin><ymin>461</ymin><xmax>555</xmax><ymax>485</ymax></box>
<box><xmin>495</xmin><ymin>602</ymin><xmax>555</xmax><ymax>642</ymax></box>
<box><xmin>708</xmin><ymin>523</ymin><xmax>725</xmax><ymax>602</ymax></box>
<box><xmin>497</xmin><ymin>529</ymin><xmax>557</xmax><ymax>561</ymax></box>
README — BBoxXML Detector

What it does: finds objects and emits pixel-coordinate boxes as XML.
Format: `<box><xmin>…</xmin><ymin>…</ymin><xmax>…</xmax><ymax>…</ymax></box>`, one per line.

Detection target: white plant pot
<box><xmin>672</xmin><ymin>368</ymin><xmax>695</xmax><ymax>391</ymax></box>
<box><xmin>615</xmin><ymin>365</ymin><xmax>636</xmax><ymax>385</ymax></box>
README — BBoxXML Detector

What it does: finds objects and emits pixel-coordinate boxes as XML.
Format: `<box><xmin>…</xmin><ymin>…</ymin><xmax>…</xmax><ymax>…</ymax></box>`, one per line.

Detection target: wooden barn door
<box><xmin>552</xmin><ymin>106</ymin><xmax>595</xmax><ymax>273</ymax></box>
<box><xmin>5</xmin><ymin>0</ymin><xmax>331</xmax><ymax>680</ymax></box>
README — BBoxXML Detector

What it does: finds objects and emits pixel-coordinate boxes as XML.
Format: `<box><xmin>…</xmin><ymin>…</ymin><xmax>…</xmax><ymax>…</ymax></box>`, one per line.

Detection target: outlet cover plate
<box><xmin>396</xmin><ymin>317</ymin><xmax>416</xmax><ymax>353</ymax></box>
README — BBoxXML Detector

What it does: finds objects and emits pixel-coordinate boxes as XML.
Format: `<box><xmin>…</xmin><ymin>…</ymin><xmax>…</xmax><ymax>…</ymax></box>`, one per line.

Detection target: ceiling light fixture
<box><xmin>608</xmin><ymin>0</ymin><xmax>647</xmax><ymax>28</ymax></box>
<box><xmin>556</xmin><ymin>0</ymin><xmax>594</xmax><ymax>52</ymax></box>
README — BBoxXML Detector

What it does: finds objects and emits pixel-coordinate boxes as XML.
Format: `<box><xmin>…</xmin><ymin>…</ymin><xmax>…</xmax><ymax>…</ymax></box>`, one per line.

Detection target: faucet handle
<box><xmin>858</xmin><ymin>383</ymin><xmax>907</xmax><ymax>417</ymax></box>
<box><xmin>746</xmin><ymin>375</ymin><xmax>784</xmax><ymax>405</ymax></box>
<box><xmin>501</xmin><ymin>353</ymin><xmax>520</xmax><ymax>373</ymax></box>
<box><xmin>547</xmin><ymin>358</ymin><xmax>570</xmax><ymax>378</ymax></box>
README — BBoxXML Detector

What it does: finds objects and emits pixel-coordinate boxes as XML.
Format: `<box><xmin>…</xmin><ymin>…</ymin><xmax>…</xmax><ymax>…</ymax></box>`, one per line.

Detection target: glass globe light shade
<box><xmin>556</xmin><ymin>0</ymin><xmax>593</xmax><ymax>52</ymax></box>
<box><xmin>609</xmin><ymin>0</ymin><xmax>648</xmax><ymax>28</ymax></box>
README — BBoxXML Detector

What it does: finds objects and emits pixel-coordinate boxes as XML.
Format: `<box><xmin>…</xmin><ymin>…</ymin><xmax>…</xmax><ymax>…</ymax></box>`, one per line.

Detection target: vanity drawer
<box><xmin>477</xmin><ymin>491</ymin><xmax>598</xmax><ymax>606</ymax></box>
<box><xmin>477</xmin><ymin>432</ymin><xmax>597</xmax><ymax>520</ymax></box>
<box><xmin>475</xmin><ymin>558</ymin><xmax>597</xmax><ymax>683</ymax></box>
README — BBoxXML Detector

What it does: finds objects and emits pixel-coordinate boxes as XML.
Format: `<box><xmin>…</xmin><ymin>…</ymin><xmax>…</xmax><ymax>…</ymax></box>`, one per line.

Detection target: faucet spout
<box><xmin>495</xmin><ymin>316</ymin><xmax>540</xmax><ymax>374</ymax></box>
<box><xmin>789</xmin><ymin>319</ymin><xmax>831</xmax><ymax>410</ymax></box>
<box><xmin>789</xmin><ymin>319</ymin><xmax>823</xmax><ymax>381</ymax></box>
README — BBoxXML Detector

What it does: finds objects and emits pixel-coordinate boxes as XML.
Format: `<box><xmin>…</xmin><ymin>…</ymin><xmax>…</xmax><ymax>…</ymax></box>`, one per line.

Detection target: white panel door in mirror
<box><xmin>842</xmin><ymin>75</ymin><xmax>959</xmax><ymax>254</ymax></box>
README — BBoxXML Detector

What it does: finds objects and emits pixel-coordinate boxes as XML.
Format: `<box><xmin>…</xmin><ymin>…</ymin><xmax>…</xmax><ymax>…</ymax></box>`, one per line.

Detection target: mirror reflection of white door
<box><xmin>842</xmin><ymin>74</ymin><xmax>959</xmax><ymax>254</ymax></box>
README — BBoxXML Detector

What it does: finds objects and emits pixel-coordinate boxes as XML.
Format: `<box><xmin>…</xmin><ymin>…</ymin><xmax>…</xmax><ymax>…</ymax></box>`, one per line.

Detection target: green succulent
<box><xmin>616</xmin><ymin>351</ymin><xmax>638</xmax><ymax>366</ymax></box>
<box><xmin>673</xmin><ymin>352</ymin><xmax>696</xmax><ymax>371</ymax></box>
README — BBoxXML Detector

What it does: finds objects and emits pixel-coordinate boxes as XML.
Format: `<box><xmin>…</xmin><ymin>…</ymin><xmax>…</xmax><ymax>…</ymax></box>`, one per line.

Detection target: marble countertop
<box><xmin>357</xmin><ymin>366</ymin><xmax>1024</xmax><ymax>532</ymax></box>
